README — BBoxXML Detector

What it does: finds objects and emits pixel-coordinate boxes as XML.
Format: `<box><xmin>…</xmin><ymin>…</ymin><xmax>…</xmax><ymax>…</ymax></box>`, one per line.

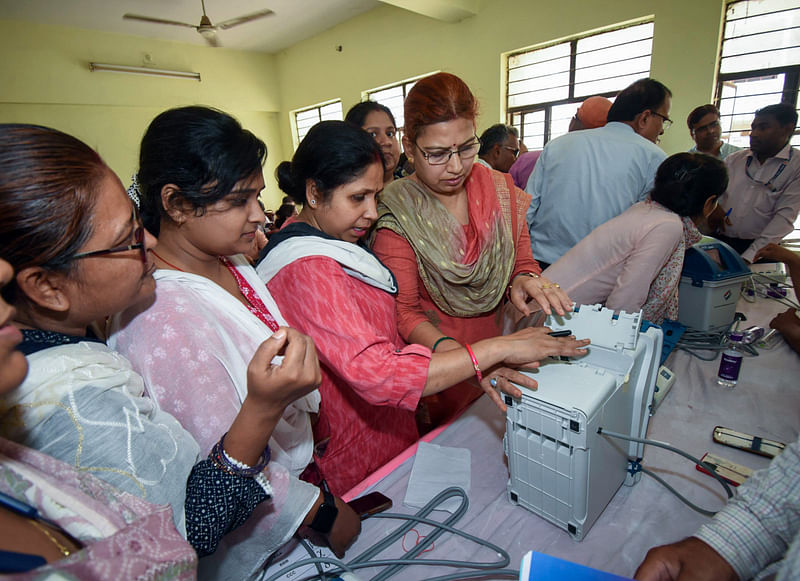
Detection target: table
<box><xmin>270</xmin><ymin>295</ymin><xmax>800</xmax><ymax>580</ymax></box>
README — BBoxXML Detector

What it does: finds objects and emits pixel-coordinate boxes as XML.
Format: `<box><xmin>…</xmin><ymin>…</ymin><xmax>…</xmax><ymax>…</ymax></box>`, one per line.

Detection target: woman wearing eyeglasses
<box><xmin>0</xmin><ymin>122</ymin><xmax>358</xmax><ymax>577</ymax></box>
<box><xmin>371</xmin><ymin>73</ymin><xmax>574</xmax><ymax>428</ymax></box>
<box><xmin>256</xmin><ymin>121</ymin><xmax>589</xmax><ymax>494</ymax></box>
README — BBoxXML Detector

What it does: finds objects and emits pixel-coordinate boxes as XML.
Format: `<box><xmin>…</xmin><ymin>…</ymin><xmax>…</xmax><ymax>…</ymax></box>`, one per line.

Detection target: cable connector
<box><xmin>627</xmin><ymin>459</ymin><xmax>643</xmax><ymax>477</ymax></box>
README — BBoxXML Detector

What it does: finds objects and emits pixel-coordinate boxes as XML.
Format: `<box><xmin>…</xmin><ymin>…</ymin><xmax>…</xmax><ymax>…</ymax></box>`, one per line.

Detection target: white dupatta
<box><xmin>109</xmin><ymin>254</ymin><xmax>320</xmax><ymax>476</ymax></box>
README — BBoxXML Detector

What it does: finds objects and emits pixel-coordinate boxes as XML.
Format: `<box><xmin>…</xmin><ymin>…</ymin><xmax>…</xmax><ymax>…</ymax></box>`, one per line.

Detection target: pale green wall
<box><xmin>275</xmin><ymin>0</ymin><xmax>726</xmax><ymax>158</ymax></box>
<box><xmin>0</xmin><ymin>0</ymin><xmax>728</xmax><ymax>208</ymax></box>
<box><xmin>0</xmin><ymin>19</ymin><xmax>287</xmax><ymax>208</ymax></box>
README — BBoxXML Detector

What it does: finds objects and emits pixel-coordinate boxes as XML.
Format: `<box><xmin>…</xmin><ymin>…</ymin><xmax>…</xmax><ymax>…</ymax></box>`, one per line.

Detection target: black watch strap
<box><xmin>309</xmin><ymin>479</ymin><xmax>338</xmax><ymax>534</ymax></box>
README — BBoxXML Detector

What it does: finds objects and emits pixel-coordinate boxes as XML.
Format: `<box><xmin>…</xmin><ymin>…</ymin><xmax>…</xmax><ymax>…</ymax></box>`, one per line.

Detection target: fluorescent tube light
<box><xmin>89</xmin><ymin>62</ymin><xmax>201</xmax><ymax>81</ymax></box>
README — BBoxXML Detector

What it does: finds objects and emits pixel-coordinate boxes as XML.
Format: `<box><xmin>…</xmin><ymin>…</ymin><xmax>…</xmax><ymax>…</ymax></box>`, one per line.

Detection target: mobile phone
<box><xmin>347</xmin><ymin>492</ymin><xmax>392</xmax><ymax>520</ymax></box>
<box><xmin>713</xmin><ymin>426</ymin><xmax>785</xmax><ymax>459</ymax></box>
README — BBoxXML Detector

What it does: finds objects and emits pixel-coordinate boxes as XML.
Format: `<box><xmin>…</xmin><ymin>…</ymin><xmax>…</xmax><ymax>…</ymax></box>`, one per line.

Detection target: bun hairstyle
<box><xmin>0</xmin><ymin>124</ymin><xmax>107</xmax><ymax>303</ymax></box>
<box><xmin>650</xmin><ymin>152</ymin><xmax>728</xmax><ymax>217</ymax></box>
<box><xmin>403</xmin><ymin>72</ymin><xmax>478</xmax><ymax>143</ymax></box>
<box><xmin>276</xmin><ymin>120</ymin><xmax>382</xmax><ymax>204</ymax></box>
<box><xmin>137</xmin><ymin>106</ymin><xmax>267</xmax><ymax>236</ymax></box>
<box><xmin>345</xmin><ymin>101</ymin><xmax>397</xmax><ymax>130</ymax></box>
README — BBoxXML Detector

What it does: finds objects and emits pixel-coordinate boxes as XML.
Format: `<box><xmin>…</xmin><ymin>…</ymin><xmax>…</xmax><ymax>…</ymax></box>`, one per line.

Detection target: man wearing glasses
<box><xmin>525</xmin><ymin>78</ymin><xmax>671</xmax><ymax>268</ymax></box>
<box><xmin>687</xmin><ymin>104</ymin><xmax>741</xmax><ymax>159</ymax></box>
<box><xmin>710</xmin><ymin>103</ymin><xmax>800</xmax><ymax>263</ymax></box>
<box><xmin>476</xmin><ymin>124</ymin><xmax>520</xmax><ymax>173</ymax></box>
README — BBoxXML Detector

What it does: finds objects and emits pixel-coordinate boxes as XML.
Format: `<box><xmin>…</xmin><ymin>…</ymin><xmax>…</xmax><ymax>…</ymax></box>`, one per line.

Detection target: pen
<box><xmin>724</xmin><ymin>207</ymin><xmax>732</xmax><ymax>218</ymax></box>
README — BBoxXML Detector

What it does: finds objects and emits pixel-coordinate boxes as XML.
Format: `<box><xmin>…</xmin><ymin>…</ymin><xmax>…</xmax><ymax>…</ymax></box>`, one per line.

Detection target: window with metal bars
<box><xmin>506</xmin><ymin>21</ymin><xmax>653</xmax><ymax>149</ymax></box>
<box><xmin>292</xmin><ymin>100</ymin><xmax>343</xmax><ymax>146</ymax></box>
<box><xmin>716</xmin><ymin>0</ymin><xmax>800</xmax><ymax>149</ymax></box>
<box><xmin>365</xmin><ymin>73</ymin><xmax>435</xmax><ymax>141</ymax></box>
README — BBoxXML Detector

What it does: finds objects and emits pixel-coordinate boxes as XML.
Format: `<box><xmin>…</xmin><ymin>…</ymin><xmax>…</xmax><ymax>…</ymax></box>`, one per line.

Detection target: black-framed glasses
<box><xmin>502</xmin><ymin>145</ymin><xmax>520</xmax><ymax>158</ymax></box>
<box><xmin>692</xmin><ymin>119</ymin><xmax>720</xmax><ymax>135</ymax></box>
<box><xmin>73</xmin><ymin>208</ymin><xmax>147</xmax><ymax>264</ymax></box>
<box><xmin>650</xmin><ymin>111</ymin><xmax>673</xmax><ymax>130</ymax></box>
<box><xmin>415</xmin><ymin>136</ymin><xmax>481</xmax><ymax>165</ymax></box>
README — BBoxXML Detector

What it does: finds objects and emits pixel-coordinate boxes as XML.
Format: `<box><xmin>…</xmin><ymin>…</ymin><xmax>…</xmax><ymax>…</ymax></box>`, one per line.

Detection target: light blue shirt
<box><xmin>689</xmin><ymin>141</ymin><xmax>742</xmax><ymax>160</ymax></box>
<box><xmin>525</xmin><ymin>122</ymin><xmax>666</xmax><ymax>265</ymax></box>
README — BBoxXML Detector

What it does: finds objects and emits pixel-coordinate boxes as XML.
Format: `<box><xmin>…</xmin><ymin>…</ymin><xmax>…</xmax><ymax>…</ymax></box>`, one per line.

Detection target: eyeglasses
<box><xmin>651</xmin><ymin>111</ymin><xmax>673</xmax><ymax>130</ymax></box>
<box><xmin>692</xmin><ymin>119</ymin><xmax>720</xmax><ymax>135</ymax></box>
<box><xmin>73</xmin><ymin>207</ymin><xmax>147</xmax><ymax>264</ymax></box>
<box><xmin>502</xmin><ymin>145</ymin><xmax>520</xmax><ymax>158</ymax></box>
<box><xmin>415</xmin><ymin>136</ymin><xmax>481</xmax><ymax>165</ymax></box>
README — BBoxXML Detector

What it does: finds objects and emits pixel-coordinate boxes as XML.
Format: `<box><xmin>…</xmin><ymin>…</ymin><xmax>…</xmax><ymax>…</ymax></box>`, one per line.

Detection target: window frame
<box><xmin>291</xmin><ymin>99</ymin><xmax>343</xmax><ymax>148</ymax></box>
<box><xmin>505</xmin><ymin>19</ymin><xmax>653</xmax><ymax>148</ymax></box>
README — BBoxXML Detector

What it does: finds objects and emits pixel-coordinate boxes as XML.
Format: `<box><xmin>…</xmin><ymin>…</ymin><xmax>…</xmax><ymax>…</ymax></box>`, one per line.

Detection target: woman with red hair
<box><xmin>371</xmin><ymin>73</ymin><xmax>573</xmax><ymax>428</ymax></box>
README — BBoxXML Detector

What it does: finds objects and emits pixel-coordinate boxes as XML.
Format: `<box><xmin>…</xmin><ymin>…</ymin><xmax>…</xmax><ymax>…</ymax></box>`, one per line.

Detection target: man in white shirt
<box><xmin>525</xmin><ymin>78</ymin><xmax>670</xmax><ymax>268</ymax></box>
<box><xmin>712</xmin><ymin>103</ymin><xmax>800</xmax><ymax>263</ymax></box>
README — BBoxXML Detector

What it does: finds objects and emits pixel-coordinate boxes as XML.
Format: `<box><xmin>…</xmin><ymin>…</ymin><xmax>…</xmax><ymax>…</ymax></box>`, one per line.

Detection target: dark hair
<box><xmin>276</xmin><ymin>120</ymin><xmax>382</xmax><ymax>204</ymax></box>
<box><xmin>274</xmin><ymin>204</ymin><xmax>296</xmax><ymax>229</ymax></box>
<box><xmin>755</xmin><ymin>103</ymin><xmax>799</xmax><ymax>128</ymax></box>
<box><xmin>650</xmin><ymin>153</ymin><xmax>728</xmax><ymax>217</ymax></box>
<box><xmin>404</xmin><ymin>73</ymin><xmax>479</xmax><ymax>143</ymax></box>
<box><xmin>345</xmin><ymin>101</ymin><xmax>397</xmax><ymax>129</ymax></box>
<box><xmin>478</xmin><ymin>124</ymin><xmax>517</xmax><ymax>156</ymax></box>
<box><xmin>607</xmin><ymin>78</ymin><xmax>672</xmax><ymax>123</ymax></box>
<box><xmin>137</xmin><ymin>106</ymin><xmax>267</xmax><ymax>235</ymax></box>
<box><xmin>0</xmin><ymin>124</ymin><xmax>107</xmax><ymax>303</ymax></box>
<box><xmin>687</xmin><ymin>104</ymin><xmax>719</xmax><ymax>130</ymax></box>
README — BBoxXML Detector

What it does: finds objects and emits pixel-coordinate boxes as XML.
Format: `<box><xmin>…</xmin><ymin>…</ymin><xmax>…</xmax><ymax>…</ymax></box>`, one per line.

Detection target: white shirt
<box><xmin>720</xmin><ymin>144</ymin><xmax>800</xmax><ymax>262</ymax></box>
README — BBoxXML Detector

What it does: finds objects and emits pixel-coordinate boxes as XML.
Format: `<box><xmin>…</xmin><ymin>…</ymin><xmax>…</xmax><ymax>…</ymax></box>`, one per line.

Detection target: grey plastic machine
<box><xmin>504</xmin><ymin>304</ymin><xmax>662</xmax><ymax>540</ymax></box>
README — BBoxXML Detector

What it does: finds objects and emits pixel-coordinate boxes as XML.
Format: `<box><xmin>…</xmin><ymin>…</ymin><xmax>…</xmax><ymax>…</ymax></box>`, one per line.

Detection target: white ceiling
<box><xmin>0</xmin><ymin>0</ymin><xmax>382</xmax><ymax>53</ymax></box>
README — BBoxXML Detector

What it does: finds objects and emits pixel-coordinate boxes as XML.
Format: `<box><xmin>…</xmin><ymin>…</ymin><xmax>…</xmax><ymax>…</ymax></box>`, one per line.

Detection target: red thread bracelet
<box><xmin>464</xmin><ymin>343</ymin><xmax>483</xmax><ymax>383</ymax></box>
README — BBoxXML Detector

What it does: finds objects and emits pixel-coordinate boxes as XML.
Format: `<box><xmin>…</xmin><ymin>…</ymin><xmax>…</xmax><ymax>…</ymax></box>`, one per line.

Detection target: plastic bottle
<box><xmin>717</xmin><ymin>332</ymin><xmax>744</xmax><ymax>388</ymax></box>
<box><xmin>740</xmin><ymin>326</ymin><xmax>766</xmax><ymax>344</ymax></box>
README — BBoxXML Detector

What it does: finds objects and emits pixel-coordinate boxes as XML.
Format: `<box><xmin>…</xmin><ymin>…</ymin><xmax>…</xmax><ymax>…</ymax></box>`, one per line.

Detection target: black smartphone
<box><xmin>347</xmin><ymin>492</ymin><xmax>392</xmax><ymax>520</ymax></box>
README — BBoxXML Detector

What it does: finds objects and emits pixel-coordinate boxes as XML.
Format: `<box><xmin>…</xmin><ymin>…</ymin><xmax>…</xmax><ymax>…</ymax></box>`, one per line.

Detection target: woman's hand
<box><xmin>509</xmin><ymin>273</ymin><xmax>573</xmax><ymax>317</ymax></box>
<box><xmin>244</xmin><ymin>327</ymin><xmax>322</xmax><ymax>416</ymax></box>
<box><xmin>496</xmin><ymin>326</ymin><xmax>590</xmax><ymax>366</ymax></box>
<box><xmin>476</xmin><ymin>327</ymin><xmax>589</xmax><ymax>412</ymax></box>
<box><xmin>753</xmin><ymin>242</ymin><xmax>799</xmax><ymax>265</ymax></box>
<box><xmin>303</xmin><ymin>492</ymin><xmax>361</xmax><ymax>559</ymax></box>
<box><xmin>479</xmin><ymin>367</ymin><xmax>533</xmax><ymax>412</ymax></box>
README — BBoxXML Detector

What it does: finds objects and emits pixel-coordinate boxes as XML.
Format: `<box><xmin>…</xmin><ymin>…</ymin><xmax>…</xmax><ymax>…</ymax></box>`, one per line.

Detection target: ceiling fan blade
<box><xmin>124</xmin><ymin>13</ymin><xmax>197</xmax><ymax>29</ymax></box>
<box><xmin>217</xmin><ymin>9</ymin><xmax>274</xmax><ymax>30</ymax></box>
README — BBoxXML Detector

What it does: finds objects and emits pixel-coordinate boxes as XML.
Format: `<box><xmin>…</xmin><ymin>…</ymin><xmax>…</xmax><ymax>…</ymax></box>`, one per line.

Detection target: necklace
<box><xmin>27</xmin><ymin>520</ymin><xmax>73</xmax><ymax>557</ymax></box>
<box><xmin>150</xmin><ymin>249</ymin><xmax>185</xmax><ymax>272</ymax></box>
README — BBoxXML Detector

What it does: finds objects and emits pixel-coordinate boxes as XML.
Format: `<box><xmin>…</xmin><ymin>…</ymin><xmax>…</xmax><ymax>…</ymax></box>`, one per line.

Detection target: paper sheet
<box><xmin>403</xmin><ymin>441</ymin><xmax>471</xmax><ymax>513</ymax></box>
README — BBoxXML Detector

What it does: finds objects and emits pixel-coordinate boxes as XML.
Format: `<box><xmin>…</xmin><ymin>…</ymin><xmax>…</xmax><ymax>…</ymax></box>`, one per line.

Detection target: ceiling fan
<box><xmin>124</xmin><ymin>0</ymin><xmax>274</xmax><ymax>47</ymax></box>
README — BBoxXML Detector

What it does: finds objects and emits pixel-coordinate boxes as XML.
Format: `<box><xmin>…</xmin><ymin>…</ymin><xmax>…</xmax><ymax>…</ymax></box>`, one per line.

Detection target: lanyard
<box><xmin>745</xmin><ymin>148</ymin><xmax>792</xmax><ymax>192</ymax></box>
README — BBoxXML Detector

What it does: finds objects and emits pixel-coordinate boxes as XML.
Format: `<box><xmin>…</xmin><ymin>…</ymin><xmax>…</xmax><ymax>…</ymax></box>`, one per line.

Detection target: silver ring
<box><xmin>490</xmin><ymin>377</ymin><xmax>498</xmax><ymax>388</ymax></box>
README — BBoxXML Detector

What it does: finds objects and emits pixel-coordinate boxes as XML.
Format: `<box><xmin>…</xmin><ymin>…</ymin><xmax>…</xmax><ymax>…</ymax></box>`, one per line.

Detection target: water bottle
<box><xmin>717</xmin><ymin>332</ymin><xmax>744</xmax><ymax>388</ymax></box>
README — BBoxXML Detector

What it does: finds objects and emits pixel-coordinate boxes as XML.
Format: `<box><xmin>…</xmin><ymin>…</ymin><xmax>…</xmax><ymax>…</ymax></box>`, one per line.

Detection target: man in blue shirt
<box><xmin>525</xmin><ymin>78</ymin><xmax>671</xmax><ymax>268</ymax></box>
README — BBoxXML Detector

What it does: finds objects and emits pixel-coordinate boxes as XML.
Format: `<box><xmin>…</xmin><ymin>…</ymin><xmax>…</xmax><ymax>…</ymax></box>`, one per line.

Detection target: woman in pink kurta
<box><xmin>257</xmin><ymin>121</ymin><xmax>589</xmax><ymax>494</ymax></box>
<box><xmin>543</xmin><ymin>152</ymin><xmax>730</xmax><ymax>324</ymax></box>
<box><xmin>371</xmin><ymin>73</ymin><xmax>574</xmax><ymax>427</ymax></box>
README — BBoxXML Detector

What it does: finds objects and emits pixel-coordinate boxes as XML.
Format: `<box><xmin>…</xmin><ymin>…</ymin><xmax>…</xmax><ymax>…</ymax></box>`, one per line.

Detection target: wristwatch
<box><xmin>309</xmin><ymin>479</ymin><xmax>338</xmax><ymax>534</ymax></box>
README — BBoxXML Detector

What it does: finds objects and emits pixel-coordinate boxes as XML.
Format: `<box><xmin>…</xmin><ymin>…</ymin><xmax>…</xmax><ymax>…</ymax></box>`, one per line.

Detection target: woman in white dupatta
<box><xmin>108</xmin><ymin>106</ymin><xmax>361</xmax><ymax>566</ymax></box>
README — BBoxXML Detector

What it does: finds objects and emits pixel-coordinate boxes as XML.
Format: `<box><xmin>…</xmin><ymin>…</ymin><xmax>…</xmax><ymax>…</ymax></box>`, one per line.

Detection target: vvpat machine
<box><xmin>504</xmin><ymin>305</ymin><xmax>662</xmax><ymax>540</ymax></box>
<box><xmin>678</xmin><ymin>238</ymin><xmax>750</xmax><ymax>330</ymax></box>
